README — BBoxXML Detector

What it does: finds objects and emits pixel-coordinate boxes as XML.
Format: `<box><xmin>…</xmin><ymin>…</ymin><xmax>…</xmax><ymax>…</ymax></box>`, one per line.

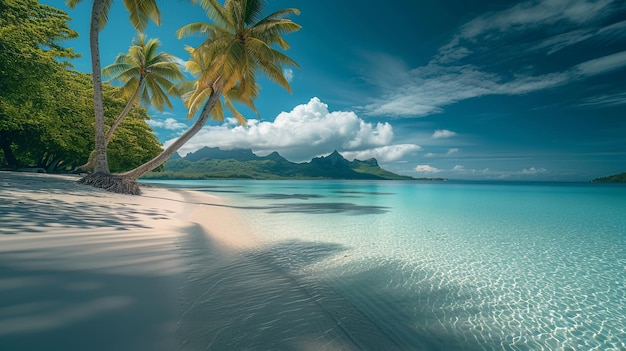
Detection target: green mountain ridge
<box><xmin>143</xmin><ymin>147</ymin><xmax>440</xmax><ymax>180</ymax></box>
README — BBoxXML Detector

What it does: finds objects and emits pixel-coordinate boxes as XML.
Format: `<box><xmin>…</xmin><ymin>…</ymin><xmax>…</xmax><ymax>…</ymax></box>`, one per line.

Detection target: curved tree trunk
<box><xmin>106</xmin><ymin>77</ymin><xmax>143</xmax><ymax>144</ymax></box>
<box><xmin>89</xmin><ymin>0</ymin><xmax>109</xmax><ymax>175</ymax></box>
<box><xmin>82</xmin><ymin>89</ymin><xmax>222</xmax><ymax>195</ymax></box>
<box><xmin>121</xmin><ymin>89</ymin><xmax>222</xmax><ymax>179</ymax></box>
<box><xmin>78</xmin><ymin>79</ymin><xmax>142</xmax><ymax>172</ymax></box>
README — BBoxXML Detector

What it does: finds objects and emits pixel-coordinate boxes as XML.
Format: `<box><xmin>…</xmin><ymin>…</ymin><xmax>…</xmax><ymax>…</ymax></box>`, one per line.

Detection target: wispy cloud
<box><xmin>415</xmin><ymin>165</ymin><xmax>443</xmax><ymax>173</ymax></box>
<box><xmin>577</xmin><ymin>91</ymin><xmax>626</xmax><ymax>108</ymax></box>
<box><xmin>447</xmin><ymin>148</ymin><xmax>460</xmax><ymax>156</ymax></box>
<box><xmin>432</xmin><ymin>129</ymin><xmax>457</xmax><ymax>139</ymax></box>
<box><xmin>574</xmin><ymin>51</ymin><xmax>626</xmax><ymax>75</ymax></box>
<box><xmin>423</xmin><ymin>148</ymin><xmax>460</xmax><ymax>158</ymax></box>
<box><xmin>457</xmin><ymin>0</ymin><xmax>615</xmax><ymax>40</ymax></box>
<box><xmin>147</xmin><ymin>117</ymin><xmax>187</xmax><ymax>130</ymax></box>
<box><xmin>283</xmin><ymin>68</ymin><xmax>294</xmax><ymax>83</ymax></box>
<box><xmin>164</xmin><ymin>97</ymin><xmax>420</xmax><ymax>162</ymax></box>
<box><xmin>451</xmin><ymin>164</ymin><xmax>549</xmax><ymax>179</ymax></box>
<box><xmin>360</xmin><ymin>0</ymin><xmax>626</xmax><ymax>118</ymax></box>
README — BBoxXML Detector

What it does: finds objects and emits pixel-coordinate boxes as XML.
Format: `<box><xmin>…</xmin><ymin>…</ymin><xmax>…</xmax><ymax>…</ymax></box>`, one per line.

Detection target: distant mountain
<box><xmin>592</xmin><ymin>172</ymin><xmax>626</xmax><ymax>183</ymax></box>
<box><xmin>144</xmin><ymin>147</ymin><xmax>433</xmax><ymax>180</ymax></box>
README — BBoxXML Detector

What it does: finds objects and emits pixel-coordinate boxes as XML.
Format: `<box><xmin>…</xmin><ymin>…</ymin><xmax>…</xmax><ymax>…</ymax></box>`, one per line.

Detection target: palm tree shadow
<box><xmin>177</xmin><ymin>225</ymin><xmax>493</xmax><ymax>350</ymax></box>
<box><xmin>0</xmin><ymin>174</ymin><xmax>175</xmax><ymax>235</ymax></box>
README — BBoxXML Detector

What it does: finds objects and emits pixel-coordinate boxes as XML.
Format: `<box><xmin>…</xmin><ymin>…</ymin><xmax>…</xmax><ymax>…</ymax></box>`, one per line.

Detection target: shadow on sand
<box><xmin>1</xmin><ymin>173</ymin><xmax>497</xmax><ymax>350</ymax></box>
<box><xmin>177</xmin><ymin>225</ymin><xmax>496</xmax><ymax>351</ymax></box>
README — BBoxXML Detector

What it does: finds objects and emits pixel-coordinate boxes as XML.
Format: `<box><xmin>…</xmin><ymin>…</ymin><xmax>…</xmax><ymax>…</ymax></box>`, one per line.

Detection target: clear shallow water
<box><xmin>145</xmin><ymin>180</ymin><xmax>626</xmax><ymax>350</ymax></box>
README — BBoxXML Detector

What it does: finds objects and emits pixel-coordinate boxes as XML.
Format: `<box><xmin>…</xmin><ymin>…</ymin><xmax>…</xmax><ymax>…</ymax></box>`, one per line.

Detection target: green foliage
<box><xmin>0</xmin><ymin>0</ymin><xmax>80</xmax><ymax>170</ymax></box>
<box><xmin>0</xmin><ymin>1</ymin><xmax>162</xmax><ymax>172</ymax></box>
<box><xmin>592</xmin><ymin>172</ymin><xmax>626</xmax><ymax>183</ymax></box>
<box><xmin>102</xmin><ymin>33</ymin><xmax>184</xmax><ymax>113</ymax></box>
<box><xmin>178</xmin><ymin>0</ymin><xmax>300</xmax><ymax>122</ymax></box>
<box><xmin>143</xmin><ymin>148</ymin><xmax>416</xmax><ymax>180</ymax></box>
<box><xmin>103</xmin><ymin>84</ymin><xmax>163</xmax><ymax>173</ymax></box>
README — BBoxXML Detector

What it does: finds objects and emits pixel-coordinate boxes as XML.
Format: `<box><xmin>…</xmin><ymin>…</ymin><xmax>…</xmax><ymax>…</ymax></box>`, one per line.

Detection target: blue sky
<box><xmin>42</xmin><ymin>0</ymin><xmax>626</xmax><ymax>181</ymax></box>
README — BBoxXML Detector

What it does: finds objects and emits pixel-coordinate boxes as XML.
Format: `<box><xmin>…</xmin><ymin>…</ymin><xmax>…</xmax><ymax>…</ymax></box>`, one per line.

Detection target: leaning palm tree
<box><xmin>79</xmin><ymin>34</ymin><xmax>184</xmax><ymax>171</ymax></box>
<box><xmin>65</xmin><ymin>0</ymin><xmax>162</xmax><ymax>178</ymax></box>
<box><xmin>112</xmin><ymin>0</ymin><xmax>300</xmax><ymax>194</ymax></box>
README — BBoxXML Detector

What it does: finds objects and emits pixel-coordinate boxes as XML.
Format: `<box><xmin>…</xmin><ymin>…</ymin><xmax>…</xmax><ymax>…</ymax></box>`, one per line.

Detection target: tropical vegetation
<box><xmin>143</xmin><ymin>148</ymin><xmax>418</xmax><ymax>180</ymax></box>
<box><xmin>80</xmin><ymin>33</ymin><xmax>184</xmax><ymax>171</ymax></box>
<box><xmin>1</xmin><ymin>0</ymin><xmax>301</xmax><ymax>194</ymax></box>
<box><xmin>0</xmin><ymin>0</ymin><xmax>161</xmax><ymax>172</ymax></box>
<box><xmin>592</xmin><ymin>172</ymin><xmax>626</xmax><ymax>183</ymax></box>
<box><xmin>65</xmin><ymin>0</ymin><xmax>164</xmax><ymax>181</ymax></box>
<box><xmin>88</xmin><ymin>0</ymin><xmax>301</xmax><ymax>194</ymax></box>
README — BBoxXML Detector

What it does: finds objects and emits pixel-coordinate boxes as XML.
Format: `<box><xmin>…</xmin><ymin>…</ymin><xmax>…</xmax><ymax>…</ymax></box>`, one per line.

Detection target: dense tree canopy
<box><xmin>0</xmin><ymin>0</ymin><xmax>162</xmax><ymax>172</ymax></box>
<box><xmin>0</xmin><ymin>0</ymin><xmax>79</xmax><ymax>169</ymax></box>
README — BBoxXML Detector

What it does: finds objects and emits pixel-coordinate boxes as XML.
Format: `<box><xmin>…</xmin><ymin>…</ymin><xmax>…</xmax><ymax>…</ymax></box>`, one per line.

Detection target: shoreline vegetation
<box><xmin>1</xmin><ymin>0</ymin><xmax>302</xmax><ymax>195</ymax></box>
<box><xmin>592</xmin><ymin>172</ymin><xmax>626</xmax><ymax>183</ymax></box>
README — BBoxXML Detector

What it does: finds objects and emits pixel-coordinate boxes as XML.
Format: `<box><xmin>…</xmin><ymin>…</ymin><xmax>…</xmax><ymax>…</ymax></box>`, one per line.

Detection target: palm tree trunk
<box><xmin>78</xmin><ymin>79</ymin><xmax>143</xmax><ymax>172</ymax></box>
<box><xmin>120</xmin><ymin>89</ymin><xmax>222</xmax><ymax>182</ymax></box>
<box><xmin>106</xmin><ymin>78</ymin><xmax>143</xmax><ymax>144</ymax></box>
<box><xmin>90</xmin><ymin>0</ymin><xmax>110</xmax><ymax>175</ymax></box>
<box><xmin>79</xmin><ymin>89</ymin><xmax>221</xmax><ymax>195</ymax></box>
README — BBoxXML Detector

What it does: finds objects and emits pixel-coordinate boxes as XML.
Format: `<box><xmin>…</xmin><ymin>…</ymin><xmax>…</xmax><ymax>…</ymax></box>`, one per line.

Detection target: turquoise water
<box><xmin>146</xmin><ymin>180</ymin><xmax>626</xmax><ymax>350</ymax></box>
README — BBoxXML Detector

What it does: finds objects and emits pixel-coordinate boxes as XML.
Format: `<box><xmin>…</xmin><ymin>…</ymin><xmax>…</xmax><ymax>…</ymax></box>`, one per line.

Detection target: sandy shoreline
<box><xmin>0</xmin><ymin>172</ymin><xmax>261</xmax><ymax>350</ymax></box>
<box><xmin>0</xmin><ymin>172</ymin><xmax>399</xmax><ymax>350</ymax></box>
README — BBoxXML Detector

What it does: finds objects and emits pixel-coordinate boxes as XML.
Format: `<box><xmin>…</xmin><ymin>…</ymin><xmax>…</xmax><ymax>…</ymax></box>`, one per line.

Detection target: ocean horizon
<box><xmin>143</xmin><ymin>179</ymin><xmax>626</xmax><ymax>350</ymax></box>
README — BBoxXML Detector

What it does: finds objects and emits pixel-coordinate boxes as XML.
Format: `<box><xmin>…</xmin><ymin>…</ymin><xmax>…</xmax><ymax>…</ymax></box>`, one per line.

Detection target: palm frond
<box><xmin>122</xmin><ymin>0</ymin><xmax>161</xmax><ymax>31</ymax></box>
<box><xmin>182</xmin><ymin>0</ymin><xmax>301</xmax><ymax>121</ymax></box>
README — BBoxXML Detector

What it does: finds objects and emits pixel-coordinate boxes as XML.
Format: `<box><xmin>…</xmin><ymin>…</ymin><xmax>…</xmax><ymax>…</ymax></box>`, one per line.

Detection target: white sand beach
<box><xmin>0</xmin><ymin>172</ymin><xmax>388</xmax><ymax>351</ymax></box>
<box><xmin>0</xmin><ymin>172</ymin><xmax>254</xmax><ymax>350</ymax></box>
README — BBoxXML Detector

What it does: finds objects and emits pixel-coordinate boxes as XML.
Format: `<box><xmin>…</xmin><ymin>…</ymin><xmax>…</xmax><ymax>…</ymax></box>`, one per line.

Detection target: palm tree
<box><xmin>114</xmin><ymin>0</ymin><xmax>300</xmax><ymax>194</ymax></box>
<box><xmin>65</xmin><ymin>0</ymin><xmax>162</xmax><ymax>178</ymax></box>
<box><xmin>79</xmin><ymin>34</ymin><xmax>184</xmax><ymax>171</ymax></box>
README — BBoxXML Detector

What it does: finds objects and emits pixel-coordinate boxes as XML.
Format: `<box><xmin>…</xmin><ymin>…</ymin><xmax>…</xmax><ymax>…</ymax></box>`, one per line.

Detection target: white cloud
<box><xmin>459</xmin><ymin>0</ymin><xmax>614</xmax><ymax>39</ymax></box>
<box><xmin>575</xmin><ymin>51</ymin><xmax>626</xmax><ymax>76</ymax></box>
<box><xmin>360</xmin><ymin>0</ymin><xmax>625</xmax><ymax>118</ymax></box>
<box><xmin>341</xmin><ymin>144</ymin><xmax>422</xmax><ymax>163</ymax></box>
<box><xmin>283</xmin><ymin>68</ymin><xmax>294</xmax><ymax>83</ymax></box>
<box><xmin>577</xmin><ymin>92</ymin><xmax>626</xmax><ymax>108</ymax></box>
<box><xmin>147</xmin><ymin>117</ymin><xmax>187</xmax><ymax>130</ymax></box>
<box><xmin>447</xmin><ymin>148</ymin><xmax>460</xmax><ymax>155</ymax></box>
<box><xmin>451</xmin><ymin>165</ymin><xmax>549</xmax><ymax>178</ymax></box>
<box><xmin>164</xmin><ymin>97</ymin><xmax>420</xmax><ymax>163</ymax></box>
<box><xmin>432</xmin><ymin>129</ymin><xmax>457</xmax><ymax>139</ymax></box>
<box><xmin>415</xmin><ymin>165</ymin><xmax>443</xmax><ymax>173</ymax></box>
<box><xmin>521</xmin><ymin>167</ymin><xmax>548</xmax><ymax>175</ymax></box>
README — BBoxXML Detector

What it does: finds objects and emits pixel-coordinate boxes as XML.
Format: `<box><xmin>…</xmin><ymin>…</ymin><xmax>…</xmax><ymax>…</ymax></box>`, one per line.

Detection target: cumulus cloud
<box><xmin>147</xmin><ymin>117</ymin><xmax>187</xmax><ymax>130</ymax></box>
<box><xmin>164</xmin><ymin>97</ymin><xmax>420</xmax><ymax>163</ymax></box>
<box><xmin>415</xmin><ymin>165</ymin><xmax>443</xmax><ymax>173</ymax></box>
<box><xmin>341</xmin><ymin>144</ymin><xmax>422</xmax><ymax>163</ymax></box>
<box><xmin>360</xmin><ymin>0</ymin><xmax>626</xmax><ymax>118</ymax></box>
<box><xmin>432</xmin><ymin>129</ymin><xmax>457</xmax><ymax>139</ymax></box>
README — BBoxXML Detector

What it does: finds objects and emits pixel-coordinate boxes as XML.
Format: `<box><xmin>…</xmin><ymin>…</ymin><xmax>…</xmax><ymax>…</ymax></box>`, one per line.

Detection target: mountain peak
<box><xmin>155</xmin><ymin>147</ymin><xmax>417</xmax><ymax>180</ymax></box>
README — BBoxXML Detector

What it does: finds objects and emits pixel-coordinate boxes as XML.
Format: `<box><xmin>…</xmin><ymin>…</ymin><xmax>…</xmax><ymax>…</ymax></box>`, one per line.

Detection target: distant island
<box><xmin>143</xmin><ymin>147</ymin><xmax>445</xmax><ymax>181</ymax></box>
<box><xmin>592</xmin><ymin>172</ymin><xmax>626</xmax><ymax>183</ymax></box>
